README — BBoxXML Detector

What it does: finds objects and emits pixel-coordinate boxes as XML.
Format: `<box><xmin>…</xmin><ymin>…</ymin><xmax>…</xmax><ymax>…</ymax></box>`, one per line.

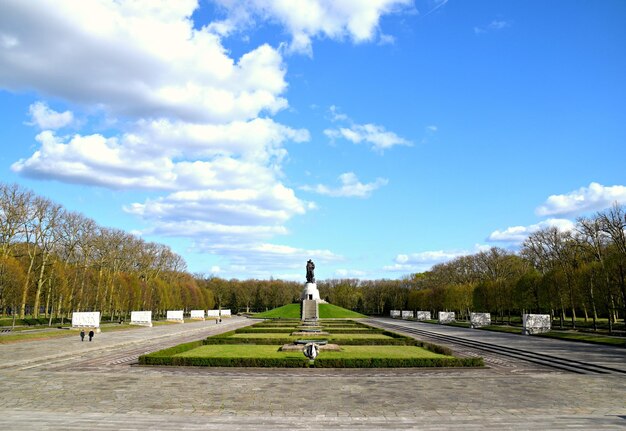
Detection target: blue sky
<box><xmin>1</xmin><ymin>0</ymin><xmax>625</xmax><ymax>280</ymax></box>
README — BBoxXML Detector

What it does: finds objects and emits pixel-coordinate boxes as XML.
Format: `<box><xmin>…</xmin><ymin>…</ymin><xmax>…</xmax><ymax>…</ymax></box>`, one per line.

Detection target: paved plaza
<box><xmin>1</xmin><ymin>317</ymin><xmax>625</xmax><ymax>430</ymax></box>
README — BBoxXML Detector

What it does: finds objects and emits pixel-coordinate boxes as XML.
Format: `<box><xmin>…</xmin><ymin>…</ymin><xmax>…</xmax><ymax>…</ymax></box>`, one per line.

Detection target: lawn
<box><xmin>318</xmin><ymin>345</ymin><xmax>451</xmax><ymax>359</ymax></box>
<box><xmin>253</xmin><ymin>303</ymin><xmax>367</xmax><ymax>319</ymax></box>
<box><xmin>229</xmin><ymin>332</ymin><xmax>392</xmax><ymax>340</ymax></box>
<box><xmin>176</xmin><ymin>344</ymin><xmax>303</xmax><ymax>359</ymax></box>
<box><xmin>254</xmin><ymin>304</ymin><xmax>301</xmax><ymax>318</ymax></box>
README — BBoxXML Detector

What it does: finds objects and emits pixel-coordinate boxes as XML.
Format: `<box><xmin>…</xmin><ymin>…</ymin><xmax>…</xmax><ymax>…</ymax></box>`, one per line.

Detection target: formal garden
<box><xmin>139</xmin><ymin>317</ymin><xmax>484</xmax><ymax>368</ymax></box>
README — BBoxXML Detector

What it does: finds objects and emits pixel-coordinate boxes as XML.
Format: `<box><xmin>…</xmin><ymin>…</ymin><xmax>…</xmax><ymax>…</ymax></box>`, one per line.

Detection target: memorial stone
<box><xmin>390</xmin><ymin>310</ymin><xmax>401</xmax><ymax>318</ymax></box>
<box><xmin>166</xmin><ymin>310</ymin><xmax>184</xmax><ymax>322</ymax></box>
<box><xmin>130</xmin><ymin>310</ymin><xmax>152</xmax><ymax>327</ymax></box>
<box><xmin>416</xmin><ymin>311</ymin><xmax>431</xmax><ymax>321</ymax></box>
<box><xmin>72</xmin><ymin>311</ymin><xmax>101</xmax><ymax>329</ymax></box>
<box><xmin>470</xmin><ymin>312</ymin><xmax>491</xmax><ymax>328</ymax></box>
<box><xmin>190</xmin><ymin>310</ymin><xmax>205</xmax><ymax>320</ymax></box>
<box><xmin>401</xmin><ymin>310</ymin><xmax>414</xmax><ymax>319</ymax></box>
<box><xmin>522</xmin><ymin>314</ymin><xmax>551</xmax><ymax>335</ymax></box>
<box><xmin>438</xmin><ymin>311</ymin><xmax>455</xmax><ymax>324</ymax></box>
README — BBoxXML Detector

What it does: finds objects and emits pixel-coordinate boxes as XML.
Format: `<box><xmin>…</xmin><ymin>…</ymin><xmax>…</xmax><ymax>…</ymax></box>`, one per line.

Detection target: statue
<box><xmin>303</xmin><ymin>342</ymin><xmax>319</xmax><ymax>360</ymax></box>
<box><xmin>306</xmin><ymin>259</ymin><xmax>315</xmax><ymax>283</ymax></box>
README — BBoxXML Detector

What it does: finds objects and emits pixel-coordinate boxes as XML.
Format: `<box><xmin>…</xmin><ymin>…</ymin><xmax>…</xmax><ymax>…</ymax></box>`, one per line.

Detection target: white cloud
<box><xmin>335</xmin><ymin>268</ymin><xmax>367</xmax><ymax>278</ymax></box>
<box><xmin>27</xmin><ymin>102</ymin><xmax>74</xmax><ymax>129</ymax></box>
<box><xmin>384</xmin><ymin>244</ymin><xmax>490</xmax><ymax>273</ymax></box>
<box><xmin>474</xmin><ymin>19</ymin><xmax>510</xmax><ymax>34</ymax></box>
<box><xmin>301</xmin><ymin>172</ymin><xmax>388</xmax><ymax>198</ymax></box>
<box><xmin>325</xmin><ymin>123</ymin><xmax>411</xmax><ymax>152</ymax></box>
<box><xmin>0</xmin><ymin>1</ymin><xmax>287</xmax><ymax>123</ymax></box>
<box><xmin>193</xmin><ymin>240</ymin><xmax>342</xmax><ymax>280</ymax></box>
<box><xmin>535</xmin><ymin>182</ymin><xmax>626</xmax><ymax>217</ymax></box>
<box><xmin>210</xmin><ymin>0</ymin><xmax>413</xmax><ymax>55</ymax></box>
<box><xmin>488</xmin><ymin>218</ymin><xmax>576</xmax><ymax>244</ymax></box>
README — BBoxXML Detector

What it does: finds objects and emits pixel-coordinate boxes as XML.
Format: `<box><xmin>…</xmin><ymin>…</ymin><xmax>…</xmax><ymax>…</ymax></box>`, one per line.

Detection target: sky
<box><xmin>0</xmin><ymin>0</ymin><xmax>625</xmax><ymax>281</ymax></box>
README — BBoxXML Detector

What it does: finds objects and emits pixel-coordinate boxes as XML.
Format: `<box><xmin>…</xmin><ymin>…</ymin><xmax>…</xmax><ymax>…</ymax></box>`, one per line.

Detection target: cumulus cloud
<box><xmin>0</xmin><ymin>1</ymin><xmax>287</xmax><ymax>123</ymax></box>
<box><xmin>301</xmin><ymin>172</ymin><xmax>388</xmax><ymax>198</ymax></box>
<box><xmin>535</xmin><ymin>182</ymin><xmax>626</xmax><ymax>217</ymax></box>
<box><xmin>384</xmin><ymin>244</ymin><xmax>490</xmax><ymax>273</ymax></box>
<box><xmin>325</xmin><ymin>123</ymin><xmax>411</xmax><ymax>152</ymax></box>
<box><xmin>209</xmin><ymin>0</ymin><xmax>413</xmax><ymax>55</ymax></box>
<box><xmin>1</xmin><ymin>0</ymin><xmax>412</xmax><ymax>279</ymax></box>
<box><xmin>27</xmin><ymin>102</ymin><xmax>74</xmax><ymax>129</ymax></box>
<box><xmin>488</xmin><ymin>218</ymin><xmax>576</xmax><ymax>244</ymax></box>
<box><xmin>193</xmin><ymin>240</ymin><xmax>342</xmax><ymax>280</ymax></box>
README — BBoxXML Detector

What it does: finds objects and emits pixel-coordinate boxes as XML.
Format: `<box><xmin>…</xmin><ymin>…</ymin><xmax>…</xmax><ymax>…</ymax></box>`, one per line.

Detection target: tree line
<box><xmin>2</xmin><ymin>182</ymin><xmax>624</xmax><ymax>332</ymax></box>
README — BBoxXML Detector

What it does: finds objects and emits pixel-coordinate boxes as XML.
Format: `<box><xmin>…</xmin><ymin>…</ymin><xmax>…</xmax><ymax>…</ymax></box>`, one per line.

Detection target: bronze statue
<box><xmin>306</xmin><ymin>259</ymin><xmax>315</xmax><ymax>283</ymax></box>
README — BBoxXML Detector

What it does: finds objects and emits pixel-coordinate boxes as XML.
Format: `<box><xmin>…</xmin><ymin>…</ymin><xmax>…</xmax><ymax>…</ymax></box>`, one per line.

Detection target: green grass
<box><xmin>538</xmin><ymin>331</ymin><xmax>626</xmax><ymax>347</ymax></box>
<box><xmin>253</xmin><ymin>303</ymin><xmax>366</xmax><ymax>319</ymax></box>
<box><xmin>0</xmin><ymin>330</ymin><xmax>75</xmax><ymax>344</ymax></box>
<box><xmin>318</xmin><ymin>345</ymin><xmax>450</xmax><ymax>359</ymax></box>
<box><xmin>229</xmin><ymin>332</ymin><xmax>392</xmax><ymax>340</ymax></box>
<box><xmin>176</xmin><ymin>344</ymin><xmax>303</xmax><ymax>359</ymax></box>
<box><xmin>254</xmin><ymin>304</ymin><xmax>301</xmax><ymax>318</ymax></box>
<box><xmin>319</xmin><ymin>304</ymin><xmax>366</xmax><ymax>318</ymax></box>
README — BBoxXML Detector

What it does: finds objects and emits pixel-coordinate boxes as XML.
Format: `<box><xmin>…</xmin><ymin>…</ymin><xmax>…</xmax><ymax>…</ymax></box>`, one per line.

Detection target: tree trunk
<box><xmin>33</xmin><ymin>252</ymin><xmax>49</xmax><ymax>318</ymax></box>
<box><xmin>19</xmin><ymin>254</ymin><xmax>36</xmax><ymax>319</ymax></box>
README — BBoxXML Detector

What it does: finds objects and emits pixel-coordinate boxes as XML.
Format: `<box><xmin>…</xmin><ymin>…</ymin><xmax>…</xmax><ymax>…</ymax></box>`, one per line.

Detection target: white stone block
<box><xmin>222</xmin><ymin>309</ymin><xmax>231</xmax><ymax>316</ymax></box>
<box><xmin>71</xmin><ymin>312</ymin><xmax>100</xmax><ymax>328</ymax></box>
<box><xmin>130</xmin><ymin>310</ymin><xmax>152</xmax><ymax>327</ymax></box>
<box><xmin>523</xmin><ymin>314</ymin><xmax>551</xmax><ymax>335</ymax></box>
<box><xmin>470</xmin><ymin>312</ymin><xmax>491</xmax><ymax>328</ymax></box>
<box><xmin>390</xmin><ymin>310</ymin><xmax>401</xmax><ymax>318</ymax></box>
<box><xmin>190</xmin><ymin>310</ymin><xmax>205</xmax><ymax>319</ymax></box>
<box><xmin>438</xmin><ymin>311</ymin><xmax>455</xmax><ymax>324</ymax></box>
<box><xmin>166</xmin><ymin>310</ymin><xmax>184</xmax><ymax>322</ymax></box>
<box><xmin>401</xmin><ymin>310</ymin><xmax>414</xmax><ymax>319</ymax></box>
<box><xmin>416</xmin><ymin>311</ymin><xmax>431</xmax><ymax>321</ymax></box>
<box><xmin>207</xmin><ymin>310</ymin><xmax>220</xmax><ymax>317</ymax></box>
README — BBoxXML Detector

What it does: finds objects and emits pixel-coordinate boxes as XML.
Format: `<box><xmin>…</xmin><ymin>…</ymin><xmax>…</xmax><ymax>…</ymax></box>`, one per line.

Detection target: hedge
<box><xmin>314</xmin><ymin>357</ymin><xmax>484</xmax><ymax>368</ymax></box>
<box><xmin>140</xmin><ymin>355</ymin><xmax>310</xmax><ymax>367</ymax></box>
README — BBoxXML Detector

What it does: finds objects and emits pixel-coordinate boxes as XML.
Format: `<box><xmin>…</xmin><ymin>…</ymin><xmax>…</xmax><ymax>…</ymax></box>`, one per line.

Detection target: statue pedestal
<box><xmin>301</xmin><ymin>282</ymin><xmax>321</xmax><ymax>301</ymax></box>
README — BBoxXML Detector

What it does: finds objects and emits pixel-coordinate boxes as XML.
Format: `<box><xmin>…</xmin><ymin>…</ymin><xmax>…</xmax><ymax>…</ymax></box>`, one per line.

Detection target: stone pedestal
<box><xmin>301</xmin><ymin>282</ymin><xmax>321</xmax><ymax>301</ymax></box>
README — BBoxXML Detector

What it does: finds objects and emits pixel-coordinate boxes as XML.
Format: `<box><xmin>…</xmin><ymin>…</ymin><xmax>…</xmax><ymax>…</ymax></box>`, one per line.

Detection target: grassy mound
<box><xmin>319</xmin><ymin>304</ymin><xmax>366</xmax><ymax>318</ymax></box>
<box><xmin>253</xmin><ymin>303</ymin><xmax>366</xmax><ymax>319</ymax></box>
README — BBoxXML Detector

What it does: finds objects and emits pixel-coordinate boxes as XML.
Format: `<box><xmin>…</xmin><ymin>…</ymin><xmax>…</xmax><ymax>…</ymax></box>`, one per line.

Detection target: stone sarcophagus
<box><xmin>438</xmin><ymin>311</ymin><xmax>455</xmax><ymax>324</ymax></box>
<box><xmin>72</xmin><ymin>311</ymin><xmax>100</xmax><ymax>328</ymax></box>
<box><xmin>522</xmin><ymin>314</ymin><xmax>551</xmax><ymax>335</ymax></box>
<box><xmin>401</xmin><ymin>310</ymin><xmax>414</xmax><ymax>319</ymax></box>
<box><xmin>190</xmin><ymin>310</ymin><xmax>205</xmax><ymax>320</ymax></box>
<box><xmin>470</xmin><ymin>312</ymin><xmax>491</xmax><ymax>328</ymax></box>
<box><xmin>166</xmin><ymin>310</ymin><xmax>184</xmax><ymax>322</ymax></box>
<box><xmin>416</xmin><ymin>311</ymin><xmax>431</xmax><ymax>321</ymax></box>
<box><xmin>130</xmin><ymin>310</ymin><xmax>152</xmax><ymax>327</ymax></box>
<box><xmin>390</xmin><ymin>310</ymin><xmax>401</xmax><ymax>318</ymax></box>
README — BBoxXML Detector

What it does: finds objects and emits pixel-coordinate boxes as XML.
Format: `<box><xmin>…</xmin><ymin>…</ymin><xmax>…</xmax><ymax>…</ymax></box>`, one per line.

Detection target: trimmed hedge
<box><xmin>314</xmin><ymin>357</ymin><xmax>484</xmax><ymax>368</ymax></box>
<box><xmin>141</xmin><ymin>355</ymin><xmax>310</xmax><ymax>367</ymax></box>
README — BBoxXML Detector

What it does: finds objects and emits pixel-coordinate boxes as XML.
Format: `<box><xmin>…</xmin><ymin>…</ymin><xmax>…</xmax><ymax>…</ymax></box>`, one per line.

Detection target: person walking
<box><xmin>80</xmin><ymin>330</ymin><xmax>85</xmax><ymax>342</ymax></box>
<box><xmin>88</xmin><ymin>330</ymin><xmax>94</xmax><ymax>342</ymax></box>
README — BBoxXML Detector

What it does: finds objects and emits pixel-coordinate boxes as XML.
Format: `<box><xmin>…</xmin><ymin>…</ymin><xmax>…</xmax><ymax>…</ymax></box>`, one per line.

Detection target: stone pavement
<box><xmin>1</xmin><ymin>317</ymin><xmax>625</xmax><ymax>430</ymax></box>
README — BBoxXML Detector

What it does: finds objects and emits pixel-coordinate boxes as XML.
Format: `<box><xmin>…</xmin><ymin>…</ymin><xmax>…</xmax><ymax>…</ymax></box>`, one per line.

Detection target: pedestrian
<box><xmin>88</xmin><ymin>330</ymin><xmax>94</xmax><ymax>342</ymax></box>
<box><xmin>80</xmin><ymin>330</ymin><xmax>85</xmax><ymax>342</ymax></box>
